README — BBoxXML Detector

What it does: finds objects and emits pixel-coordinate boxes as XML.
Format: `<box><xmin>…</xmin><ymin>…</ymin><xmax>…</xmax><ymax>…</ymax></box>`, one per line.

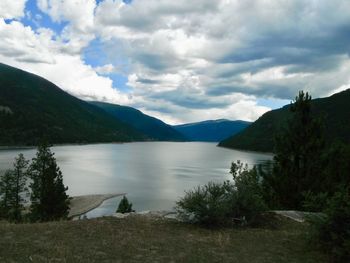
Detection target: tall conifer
<box><xmin>29</xmin><ymin>143</ymin><xmax>70</xmax><ymax>221</ymax></box>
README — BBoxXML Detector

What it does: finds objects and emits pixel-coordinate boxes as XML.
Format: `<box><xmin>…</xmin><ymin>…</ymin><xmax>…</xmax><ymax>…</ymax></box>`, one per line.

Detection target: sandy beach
<box><xmin>69</xmin><ymin>194</ymin><xmax>125</xmax><ymax>218</ymax></box>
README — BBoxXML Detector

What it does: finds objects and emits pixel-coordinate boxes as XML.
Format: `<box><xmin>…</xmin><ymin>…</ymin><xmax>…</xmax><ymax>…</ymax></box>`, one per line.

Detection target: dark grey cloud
<box><xmin>148</xmin><ymin>89</ymin><xmax>231</xmax><ymax>109</ymax></box>
<box><xmin>136</xmin><ymin>77</ymin><xmax>161</xmax><ymax>84</ymax></box>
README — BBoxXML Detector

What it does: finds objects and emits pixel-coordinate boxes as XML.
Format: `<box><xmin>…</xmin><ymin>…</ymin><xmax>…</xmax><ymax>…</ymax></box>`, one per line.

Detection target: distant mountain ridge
<box><xmin>0</xmin><ymin>63</ymin><xmax>147</xmax><ymax>145</ymax></box>
<box><xmin>173</xmin><ymin>119</ymin><xmax>251</xmax><ymax>142</ymax></box>
<box><xmin>90</xmin><ymin>101</ymin><xmax>186</xmax><ymax>141</ymax></box>
<box><xmin>219</xmin><ymin>89</ymin><xmax>350</xmax><ymax>152</ymax></box>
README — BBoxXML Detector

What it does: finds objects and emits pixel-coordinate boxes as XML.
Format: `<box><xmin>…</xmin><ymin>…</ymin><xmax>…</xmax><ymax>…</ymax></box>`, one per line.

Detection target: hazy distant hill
<box><xmin>90</xmin><ymin>101</ymin><xmax>186</xmax><ymax>141</ymax></box>
<box><xmin>173</xmin><ymin>119</ymin><xmax>251</xmax><ymax>142</ymax></box>
<box><xmin>219</xmin><ymin>89</ymin><xmax>350</xmax><ymax>152</ymax></box>
<box><xmin>0</xmin><ymin>63</ymin><xmax>147</xmax><ymax>146</ymax></box>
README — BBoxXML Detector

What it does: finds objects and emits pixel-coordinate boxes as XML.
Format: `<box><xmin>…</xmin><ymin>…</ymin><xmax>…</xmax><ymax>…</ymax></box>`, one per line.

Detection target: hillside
<box><xmin>0</xmin><ymin>63</ymin><xmax>147</xmax><ymax>146</ymax></box>
<box><xmin>219</xmin><ymin>89</ymin><xmax>350</xmax><ymax>152</ymax></box>
<box><xmin>173</xmin><ymin>119</ymin><xmax>251</xmax><ymax>142</ymax></box>
<box><xmin>90</xmin><ymin>101</ymin><xmax>186</xmax><ymax>141</ymax></box>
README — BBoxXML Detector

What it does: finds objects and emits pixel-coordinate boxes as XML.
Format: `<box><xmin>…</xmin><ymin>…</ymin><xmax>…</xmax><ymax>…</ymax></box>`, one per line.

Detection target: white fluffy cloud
<box><xmin>37</xmin><ymin>0</ymin><xmax>95</xmax><ymax>31</ymax></box>
<box><xmin>0</xmin><ymin>0</ymin><xmax>27</xmax><ymax>19</ymax></box>
<box><xmin>0</xmin><ymin>17</ymin><xmax>130</xmax><ymax>106</ymax></box>
<box><xmin>37</xmin><ymin>0</ymin><xmax>97</xmax><ymax>54</ymax></box>
<box><xmin>92</xmin><ymin>0</ymin><xmax>350</xmax><ymax>123</ymax></box>
<box><xmin>0</xmin><ymin>0</ymin><xmax>350</xmax><ymax>124</ymax></box>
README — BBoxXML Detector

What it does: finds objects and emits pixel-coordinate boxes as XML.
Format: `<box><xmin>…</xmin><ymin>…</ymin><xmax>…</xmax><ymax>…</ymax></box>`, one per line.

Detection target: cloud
<box><xmin>0</xmin><ymin>0</ymin><xmax>27</xmax><ymax>19</ymax></box>
<box><xmin>37</xmin><ymin>0</ymin><xmax>97</xmax><ymax>54</ymax></box>
<box><xmin>0</xmin><ymin>17</ymin><xmax>130</xmax><ymax>106</ymax></box>
<box><xmin>1</xmin><ymin>0</ymin><xmax>350</xmax><ymax>124</ymax></box>
<box><xmin>37</xmin><ymin>0</ymin><xmax>96</xmax><ymax>31</ymax></box>
<box><xmin>0</xmin><ymin>20</ymin><xmax>56</xmax><ymax>64</ymax></box>
<box><xmin>94</xmin><ymin>64</ymin><xmax>115</xmax><ymax>75</ymax></box>
<box><xmin>92</xmin><ymin>0</ymin><xmax>350</xmax><ymax>122</ymax></box>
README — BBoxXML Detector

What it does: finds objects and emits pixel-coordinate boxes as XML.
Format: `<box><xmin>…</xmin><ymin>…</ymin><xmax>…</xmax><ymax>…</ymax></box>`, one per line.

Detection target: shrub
<box><xmin>309</xmin><ymin>187</ymin><xmax>350</xmax><ymax>262</ymax></box>
<box><xmin>176</xmin><ymin>181</ymin><xmax>233</xmax><ymax>226</ymax></box>
<box><xmin>176</xmin><ymin>161</ymin><xmax>267</xmax><ymax>226</ymax></box>
<box><xmin>117</xmin><ymin>196</ymin><xmax>134</xmax><ymax>213</ymax></box>
<box><xmin>302</xmin><ymin>191</ymin><xmax>329</xmax><ymax>212</ymax></box>
<box><xmin>230</xmin><ymin>161</ymin><xmax>267</xmax><ymax>223</ymax></box>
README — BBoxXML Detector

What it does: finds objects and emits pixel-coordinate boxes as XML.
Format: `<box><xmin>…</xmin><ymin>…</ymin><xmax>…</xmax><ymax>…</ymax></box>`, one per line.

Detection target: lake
<box><xmin>0</xmin><ymin>142</ymin><xmax>273</xmax><ymax>217</ymax></box>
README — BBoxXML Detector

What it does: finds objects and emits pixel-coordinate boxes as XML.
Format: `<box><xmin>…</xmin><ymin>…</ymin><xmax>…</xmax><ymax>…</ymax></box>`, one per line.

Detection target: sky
<box><xmin>0</xmin><ymin>0</ymin><xmax>349</xmax><ymax>124</ymax></box>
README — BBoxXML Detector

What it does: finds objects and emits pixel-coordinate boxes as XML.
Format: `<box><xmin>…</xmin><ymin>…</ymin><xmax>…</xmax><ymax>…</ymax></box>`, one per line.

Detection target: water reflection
<box><xmin>0</xmin><ymin>142</ymin><xmax>273</xmax><ymax>216</ymax></box>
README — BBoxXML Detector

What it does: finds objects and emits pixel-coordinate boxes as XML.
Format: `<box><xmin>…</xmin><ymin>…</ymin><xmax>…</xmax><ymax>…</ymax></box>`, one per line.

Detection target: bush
<box><xmin>176</xmin><ymin>161</ymin><xmax>267</xmax><ymax>226</ymax></box>
<box><xmin>309</xmin><ymin>187</ymin><xmax>350</xmax><ymax>262</ymax></box>
<box><xmin>302</xmin><ymin>191</ymin><xmax>329</xmax><ymax>212</ymax></box>
<box><xmin>230</xmin><ymin>161</ymin><xmax>267</xmax><ymax>223</ymax></box>
<box><xmin>117</xmin><ymin>196</ymin><xmax>134</xmax><ymax>213</ymax></box>
<box><xmin>176</xmin><ymin>181</ymin><xmax>233</xmax><ymax>226</ymax></box>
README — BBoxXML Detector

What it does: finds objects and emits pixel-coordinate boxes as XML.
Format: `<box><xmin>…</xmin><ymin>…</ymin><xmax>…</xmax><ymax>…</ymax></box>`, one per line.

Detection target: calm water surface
<box><xmin>0</xmin><ymin>142</ymin><xmax>272</xmax><ymax>217</ymax></box>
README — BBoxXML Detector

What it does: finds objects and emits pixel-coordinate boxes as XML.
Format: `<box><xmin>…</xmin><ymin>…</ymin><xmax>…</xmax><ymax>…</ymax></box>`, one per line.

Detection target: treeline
<box><xmin>0</xmin><ymin>143</ymin><xmax>70</xmax><ymax>222</ymax></box>
<box><xmin>177</xmin><ymin>91</ymin><xmax>350</xmax><ymax>262</ymax></box>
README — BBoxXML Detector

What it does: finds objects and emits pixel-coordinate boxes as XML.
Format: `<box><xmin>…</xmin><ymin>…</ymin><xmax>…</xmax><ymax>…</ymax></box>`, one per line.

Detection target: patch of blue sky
<box><xmin>83</xmin><ymin>38</ymin><xmax>110</xmax><ymax>68</ymax></box>
<box><xmin>22</xmin><ymin>0</ymin><xmax>67</xmax><ymax>35</ymax></box>
<box><xmin>83</xmin><ymin>38</ymin><xmax>132</xmax><ymax>93</ymax></box>
<box><xmin>110</xmin><ymin>74</ymin><xmax>131</xmax><ymax>93</ymax></box>
<box><xmin>257</xmin><ymin>98</ymin><xmax>290</xmax><ymax>109</ymax></box>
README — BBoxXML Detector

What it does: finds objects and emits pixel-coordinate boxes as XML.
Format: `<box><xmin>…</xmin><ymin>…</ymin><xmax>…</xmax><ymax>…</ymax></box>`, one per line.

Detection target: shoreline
<box><xmin>68</xmin><ymin>194</ymin><xmax>125</xmax><ymax>218</ymax></box>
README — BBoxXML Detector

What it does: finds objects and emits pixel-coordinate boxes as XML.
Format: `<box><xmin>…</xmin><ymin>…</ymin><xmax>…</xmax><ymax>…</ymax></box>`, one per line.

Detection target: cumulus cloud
<box><xmin>1</xmin><ymin>0</ymin><xmax>350</xmax><ymax>124</ymax></box>
<box><xmin>37</xmin><ymin>0</ymin><xmax>97</xmax><ymax>54</ymax></box>
<box><xmin>37</xmin><ymin>0</ymin><xmax>96</xmax><ymax>31</ymax></box>
<box><xmin>92</xmin><ymin>0</ymin><xmax>350</xmax><ymax>123</ymax></box>
<box><xmin>0</xmin><ymin>16</ymin><xmax>130</xmax><ymax>106</ymax></box>
<box><xmin>0</xmin><ymin>0</ymin><xmax>27</xmax><ymax>19</ymax></box>
<box><xmin>0</xmin><ymin>19</ymin><xmax>56</xmax><ymax>64</ymax></box>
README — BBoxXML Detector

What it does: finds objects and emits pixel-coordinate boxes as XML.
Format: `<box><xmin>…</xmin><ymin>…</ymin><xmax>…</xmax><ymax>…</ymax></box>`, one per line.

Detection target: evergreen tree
<box><xmin>29</xmin><ymin>143</ymin><xmax>70</xmax><ymax>221</ymax></box>
<box><xmin>0</xmin><ymin>154</ymin><xmax>29</xmax><ymax>221</ymax></box>
<box><xmin>117</xmin><ymin>196</ymin><xmax>134</xmax><ymax>213</ymax></box>
<box><xmin>264</xmin><ymin>91</ymin><xmax>325</xmax><ymax>209</ymax></box>
<box><xmin>0</xmin><ymin>170</ymin><xmax>13</xmax><ymax>219</ymax></box>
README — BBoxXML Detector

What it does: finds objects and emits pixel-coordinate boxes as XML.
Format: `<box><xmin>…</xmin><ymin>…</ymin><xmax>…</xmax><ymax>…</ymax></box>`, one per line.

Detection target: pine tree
<box><xmin>117</xmin><ymin>196</ymin><xmax>134</xmax><ymax>213</ymax></box>
<box><xmin>29</xmin><ymin>143</ymin><xmax>70</xmax><ymax>221</ymax></box>
<box><xmin>0</xmin><ymin>170</ymin><xmax>13</xmax><ymax>219</ymax></box>
<box><xmin>264</xmin><ymin>91</ymin><xmax>325</xmax><ymax>209</ymax></box>
<box><xmin>0</xmin><ymin>154</ymin><xmax>29</xmax><ymax>221</ymax></box>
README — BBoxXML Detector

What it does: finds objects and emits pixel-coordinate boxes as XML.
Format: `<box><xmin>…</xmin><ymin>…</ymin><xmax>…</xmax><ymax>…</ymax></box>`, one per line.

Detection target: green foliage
<box><xmin>302</xmin><ymin>191</ymin><xmax>329</xmax><ymax>212</ymax></box>
<box><xmin>176</xmin><ymin>181</ymin><xmax>233</xmax><ymax>226</ymax></box>
<box><xmin>321</xmin><ymin>142</ymin><xmax>350</xmax><ymax>192</ymax></box>
<box><xmin>0</xmin><ymin>63</ymin><xmax>147</xmax><ymax>146</ymax></box>
<box><xmin>29</xmin><ymin>143</ymin><xmax>70</xmax><ymax>221</ymax></box>
<box><xmin>219</xmin><ymin>89</ymin><xmax>350</xmax><ymax>152</ymax></box>
<box><xmin>309</xmin><ymin>187</ymin><xmax>350</xmax><ymax>262</ymax></box>
<box><xmin>230</xmin><ymin>161</ymin><xmax>268</xmax><ymax>222</ymax></box>
<box><xmin>303</xmin><ymin>142</ymin><xmax>350</xmax><ymax>212</ymax></box>
<box><xmin>262</xmin><ymin>91</ymin><xmax>325</xmax><ymax>210</ymax></box>
<box><xmin>176</xmin><ymin>161</ymin><xmax>267</xmax><ymax>226</ymax></box>
<box><xmin>0</xmin><ymin>154</ymin><xmax>29</xmax><ymax>222</ymax></box>
<box><xmin>117</xmin><ymin>196</ymin><xmax>134</xmax><ymax>214</ymax></box>
<box><xmin>0</xmin><ymin>170</ymin><xmax>13</xmax><ymax>219</ymax></box>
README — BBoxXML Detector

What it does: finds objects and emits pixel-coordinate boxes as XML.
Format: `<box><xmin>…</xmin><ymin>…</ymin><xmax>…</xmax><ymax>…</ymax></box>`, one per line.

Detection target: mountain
<box><xmin>0</xmin><ymin>63</ymin><xmax>147</xmax><ymax>146</ymax></box>
<box><xmin>173</xmin><ymin>119</ymin><xmax>251</xmax><ymax>142</ymax></box>
<box><xmin>90</xmin><ymin>101</ymin><xmax>186</xmax><ymax>141</ymax></box>
<box><xmin>219</xmin><ymin>89</ymin><xmax>350</xmax><ymax>152</ymax></box>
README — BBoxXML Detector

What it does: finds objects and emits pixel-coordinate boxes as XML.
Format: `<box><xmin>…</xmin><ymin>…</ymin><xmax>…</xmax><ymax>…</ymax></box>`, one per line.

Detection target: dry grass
<box><xmin>0</xmin><ymin>215</ymin><xmax>327</xmax><ymax>263</ymax></box>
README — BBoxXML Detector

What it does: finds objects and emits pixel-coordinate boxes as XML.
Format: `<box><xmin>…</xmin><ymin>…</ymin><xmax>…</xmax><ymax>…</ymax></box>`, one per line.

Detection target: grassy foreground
<box><xmin>0</xmin><ymin>215</ymin><xmax>327</xmax><ymax>263</ymax></box>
